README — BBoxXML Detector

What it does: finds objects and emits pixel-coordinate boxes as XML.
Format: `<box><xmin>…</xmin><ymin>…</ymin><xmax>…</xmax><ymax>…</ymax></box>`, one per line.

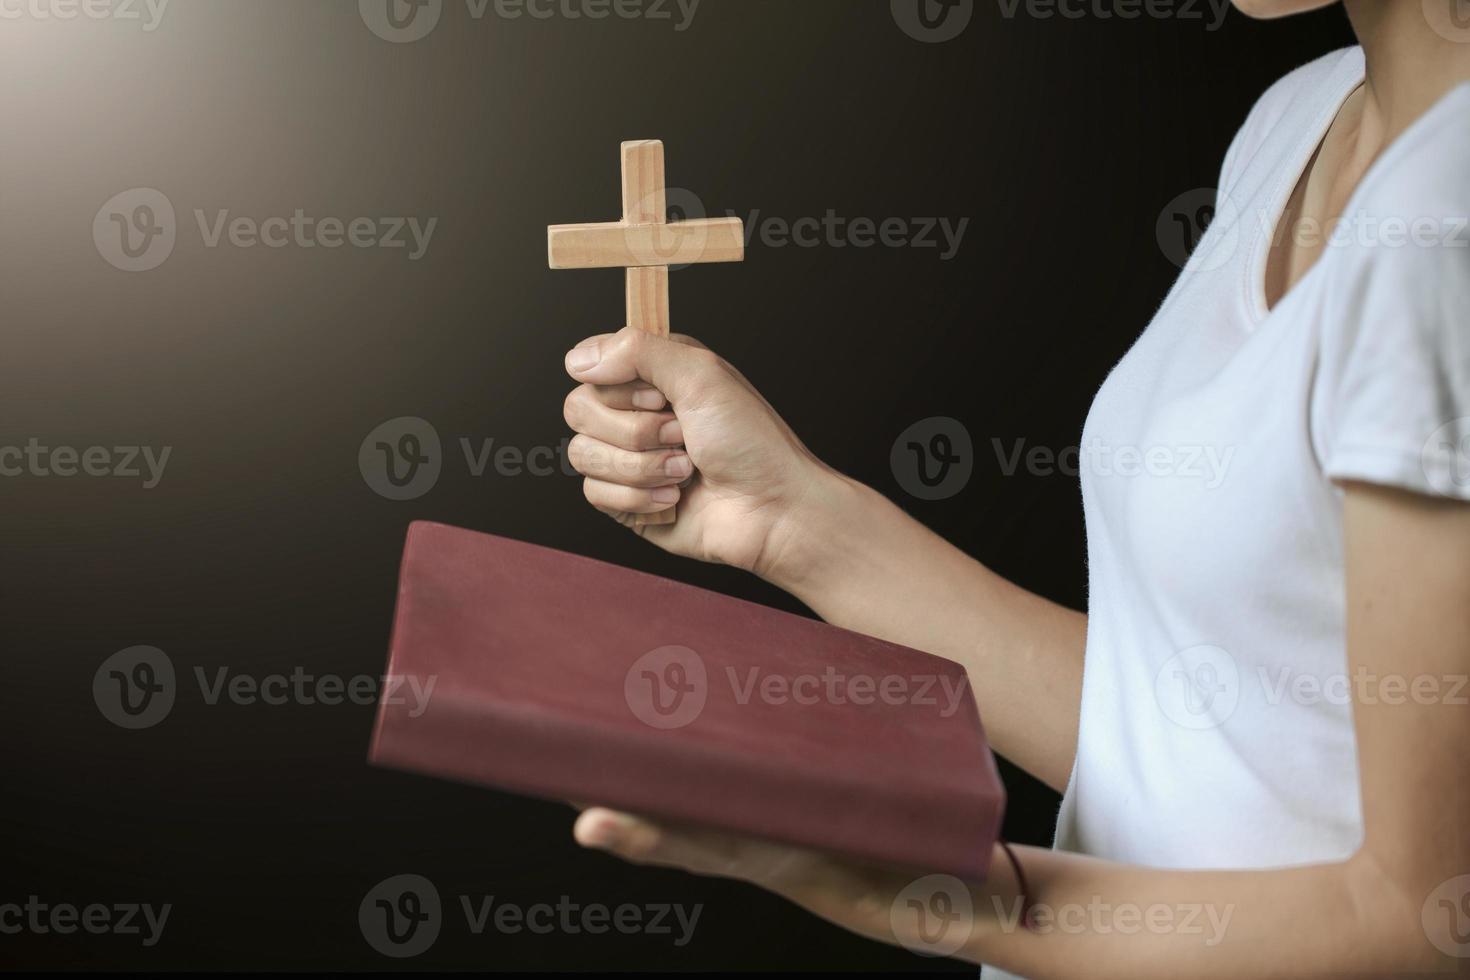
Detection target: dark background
<box><xmin>0</xmin><ymin>0</ymin><xmax>1354</xmax><ymax>971</ymax></box>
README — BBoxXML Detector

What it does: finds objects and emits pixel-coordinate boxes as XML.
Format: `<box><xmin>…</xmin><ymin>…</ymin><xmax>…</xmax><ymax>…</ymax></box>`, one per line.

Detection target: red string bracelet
<box><xmin>997</xmin><ymin>840</ymin><xmax>1035</xmax><ymax>932</ymax></box>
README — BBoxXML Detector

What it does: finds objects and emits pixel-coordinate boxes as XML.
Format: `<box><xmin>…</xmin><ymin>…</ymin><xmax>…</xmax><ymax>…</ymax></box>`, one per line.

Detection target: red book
<box><xmin>369</xmin><ymin>522</ymin><xmax>1006</xmax><ymax>880</ymax></box>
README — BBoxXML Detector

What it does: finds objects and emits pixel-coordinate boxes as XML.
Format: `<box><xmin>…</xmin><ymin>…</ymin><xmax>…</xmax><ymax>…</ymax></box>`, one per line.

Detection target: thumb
<box><xmin>564</xmin><ymin>327</ymin><xmax>721</xmax><ymax>407</ymax></box>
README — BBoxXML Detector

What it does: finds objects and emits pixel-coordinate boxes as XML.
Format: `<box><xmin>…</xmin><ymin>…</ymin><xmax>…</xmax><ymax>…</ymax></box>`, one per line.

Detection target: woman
<box><xmin>557</xmin><ymin>1</ymin><xmax>1470</xmax><ymax>975</ymax></box>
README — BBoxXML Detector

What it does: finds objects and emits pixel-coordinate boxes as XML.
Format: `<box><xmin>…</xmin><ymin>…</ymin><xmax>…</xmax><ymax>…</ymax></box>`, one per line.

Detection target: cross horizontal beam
<box><xmin>547</xmin><ymin>217</ymin><xmax>746</xmax><ymax>270</ymax></box>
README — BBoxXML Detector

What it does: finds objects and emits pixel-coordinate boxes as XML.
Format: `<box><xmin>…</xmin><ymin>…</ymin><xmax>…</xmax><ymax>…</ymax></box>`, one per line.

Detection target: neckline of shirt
<box><xmin>1245</xmin><ymin>48</ymin><xmax>1365</xmax><ymax>327</ymax></box>
<box><xmin>1247</xmin><ymin>49</ymin><xmax>1470</xmax><ymax>327</ymax></box>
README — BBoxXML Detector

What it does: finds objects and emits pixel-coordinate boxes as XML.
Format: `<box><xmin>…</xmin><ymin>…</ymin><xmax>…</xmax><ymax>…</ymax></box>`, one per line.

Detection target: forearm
<box><xmin>955</xmin><ymin>844</ymin><xmax>1435</xmax><ymax>979</ymax></box>
<box><xmin>760</xmin><ymin>470</ymin><xmax>1087</xmax><ymax>792</ymax></box>
<box><xmin>763</xmin><ymin>843</ymin><xmax>1434</xmax><ymax>980</ymax></box>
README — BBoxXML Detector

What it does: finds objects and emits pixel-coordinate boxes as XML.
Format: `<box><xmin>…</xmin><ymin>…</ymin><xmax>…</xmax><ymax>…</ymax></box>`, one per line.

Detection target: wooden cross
<box><xmin>548</xmin><ymin>139</ymin><xmax>745</xmax><ymax>525</ymax></box>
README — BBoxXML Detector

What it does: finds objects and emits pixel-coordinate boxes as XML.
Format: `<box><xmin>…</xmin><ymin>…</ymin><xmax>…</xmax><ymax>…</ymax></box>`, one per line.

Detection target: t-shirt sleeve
<box><xmin>1315</xmin><ymin>224</ymin><xmax>1470</xmax><ymax>500</ymax></box>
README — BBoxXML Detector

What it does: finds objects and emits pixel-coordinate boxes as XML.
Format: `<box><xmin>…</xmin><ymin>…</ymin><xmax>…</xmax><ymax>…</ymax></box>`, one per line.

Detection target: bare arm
<box><xmin>764</xmin><ymin>473</ymin><xmax>1086</xmax><ymax>793</ymax></box>
<box><xmin>563</xmin><ymin>328</ymin><xmax>1085</xmax><ymax>790</ymax></box>
<box><xmin>573</xmin><ymin>481</ymin><xmax>1470</xmax><ymax>976</ymax></box>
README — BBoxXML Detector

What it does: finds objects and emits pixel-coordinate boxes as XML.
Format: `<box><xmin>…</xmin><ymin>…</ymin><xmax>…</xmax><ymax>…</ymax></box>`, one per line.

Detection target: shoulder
<box><xmin>1219</xmin><ymin>47</ymin><xmax>1364</xmax><ymax>193</ymax></box>
<box><xmin>1313</xmin><ymin>85</ymin><xmax>1470</xmax><ymax>501</ymax></box>
<box><xmin>1349</xmin><ymin>84</ymin><xmax>1470</xmax><ymax>235</ymax></box>
<box><xmin>1246</xmin><ymin>47</ymin><xmax>1362</xmax><ymax>133</ymax></box>
<box><xmin>1326</xmin><ymin>82</ymin><xmax>1470</xmax><ymax>308</ymax></box>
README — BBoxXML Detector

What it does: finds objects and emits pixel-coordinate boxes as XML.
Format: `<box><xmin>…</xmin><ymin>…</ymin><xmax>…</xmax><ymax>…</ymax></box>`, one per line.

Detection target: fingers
<box><xmin>562</xmin><ymin>331</ymin><xmax>717</xmax><ymax>529</ymax></box>
<box><xmin>591</xmin><ymin>380</ymin><xmax>668</xmax><ymax>413</ymax></box>
<box><xmin>573</xmin><ymin>808</ymin><xmax>743</xmax><ymax>879</ymax></box>
<box><xmin>564</xmin><ymin>327</ymin><xmax>726</xmax><ymax>409</ymax></box>
<box><xmin>563</xmin><ymin>384</ymin><xmax>680</xmax><ymax>452</ymax></box>
<box><xmin>567</xmin><ymin>435</ymin><xmax>692</xmax><ymax>488</ymax></box>
<box><xmin>594</xmin><ymin>507</ymin><xmax>666</xmax><ymax>534</ymax></box>
<box><xmin>572</xmin><ymin>808</ymin><xmax>843</xmax><ymax>894</ymax></box>
<box><xmin>582</xmin><ymin>477</ymin><xmax>681</xmax><ymax>515</ymax></box>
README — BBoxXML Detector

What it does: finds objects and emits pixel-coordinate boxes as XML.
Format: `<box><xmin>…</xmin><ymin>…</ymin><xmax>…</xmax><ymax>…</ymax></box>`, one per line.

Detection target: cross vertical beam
<box><xmin>621</xmin><ymin>140</ymin><xmax>671</xmax><ymax>338</ymax></box>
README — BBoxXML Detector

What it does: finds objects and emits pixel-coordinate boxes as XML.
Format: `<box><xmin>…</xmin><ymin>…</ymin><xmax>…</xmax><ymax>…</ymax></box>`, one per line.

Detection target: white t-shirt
<box><xmin>986</xmin><ymin>47</ymin><xmax>1470</xmax><ymax>977</ymax></box>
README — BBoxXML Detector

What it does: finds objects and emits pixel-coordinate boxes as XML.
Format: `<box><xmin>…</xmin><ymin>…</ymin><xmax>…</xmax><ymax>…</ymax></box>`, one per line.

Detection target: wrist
<box><xmin>753</xmin><ymin>464</ymin><xmax>895</xmax><ymax>600</ymax></box>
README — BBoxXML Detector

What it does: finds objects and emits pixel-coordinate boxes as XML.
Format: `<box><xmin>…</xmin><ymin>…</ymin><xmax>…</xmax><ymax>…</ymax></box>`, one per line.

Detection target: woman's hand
<box><xmin>569</xmin><ymin>805</ymin><xmax>1011</xmax><ymax>958</ymax></box>
<box><xmin>562</xmin><ymin>327</ymin><xmax>841</xmax><ymax>577</ymax></box>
